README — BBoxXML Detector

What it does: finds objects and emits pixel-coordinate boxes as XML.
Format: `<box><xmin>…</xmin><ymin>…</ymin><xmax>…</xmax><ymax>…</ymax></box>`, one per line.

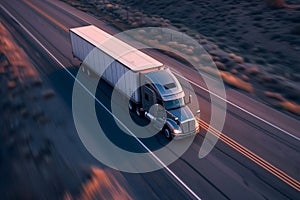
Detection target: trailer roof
<box><xmin>70</xmin><ymin>25</ymin><xmax>163</xmax><ymax>72</ymax></box>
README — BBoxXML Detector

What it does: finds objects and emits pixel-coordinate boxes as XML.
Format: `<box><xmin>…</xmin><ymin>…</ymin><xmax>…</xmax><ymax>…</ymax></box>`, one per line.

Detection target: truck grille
<box><xmin>181</xmin><ymin>120</ymin><xmax>195</xmax><ymax>134</ymax></box>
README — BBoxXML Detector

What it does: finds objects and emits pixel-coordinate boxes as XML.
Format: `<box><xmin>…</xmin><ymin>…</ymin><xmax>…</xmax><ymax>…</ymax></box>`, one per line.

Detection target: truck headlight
<box><xmin>172</xmin><ymin>129</ymin><xmax>182</xmax><ymax>134</ymax></box>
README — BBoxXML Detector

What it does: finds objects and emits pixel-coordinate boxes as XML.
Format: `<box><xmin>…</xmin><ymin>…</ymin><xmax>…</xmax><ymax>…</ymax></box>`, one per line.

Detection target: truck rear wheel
<box><xmin>128</xmin><ymin>101</ymin><xmax>135</xmax><ymax>112</ymax></box>
<box><xmin>135</xmin><ymin>106</ymin><xmax>144</xmax><ymax>118</ymax></box>
<box><xmin>136</xmin><ymin>107</ymin><xmax>141</xmax><ymax>117</ymax></box>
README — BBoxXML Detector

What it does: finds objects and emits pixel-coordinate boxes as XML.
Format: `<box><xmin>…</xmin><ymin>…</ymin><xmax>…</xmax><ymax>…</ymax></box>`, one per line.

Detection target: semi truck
<box><xmin>70</xmin><ymin>25</ymin><xmax>200</xmax><ymax>139</ymax></box>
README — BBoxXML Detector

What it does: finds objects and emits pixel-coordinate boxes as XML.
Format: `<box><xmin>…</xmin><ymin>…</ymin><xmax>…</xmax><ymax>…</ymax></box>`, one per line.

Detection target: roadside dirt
<box><xmin>0</xmin><ymin>22</ymin><xmax>133</xmax><ymax>199</ymax></box>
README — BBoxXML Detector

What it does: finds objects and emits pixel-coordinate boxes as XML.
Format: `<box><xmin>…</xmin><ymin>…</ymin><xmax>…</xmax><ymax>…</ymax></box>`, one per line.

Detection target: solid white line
<box><xmin>0</xmin><ymin>4</ymin><xmax>201</xmax><ymax>200</ymax></box>
<box><xmin>55</xmin><ymin>2</ymin><xmax>299</xmax><ymax>143</ymax></box>
<box><xmin>171</xmin><ymin>70</ymin><xmax>300</xmax><ymax>142</ymax></box>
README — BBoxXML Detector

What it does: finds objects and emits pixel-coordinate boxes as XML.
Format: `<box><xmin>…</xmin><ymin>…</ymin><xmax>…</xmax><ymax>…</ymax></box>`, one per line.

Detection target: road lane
<box><xmin>1</xmin><ymin>0</ymin><xmax>299</xmax><ymax>199</ymax></box>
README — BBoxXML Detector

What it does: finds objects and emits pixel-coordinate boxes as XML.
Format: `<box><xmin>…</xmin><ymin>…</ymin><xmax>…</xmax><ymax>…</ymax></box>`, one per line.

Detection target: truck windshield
<box><xmin>164</xmin><ymin>98</ymin><xmax>185</xmax><ymax>110</ymax></box>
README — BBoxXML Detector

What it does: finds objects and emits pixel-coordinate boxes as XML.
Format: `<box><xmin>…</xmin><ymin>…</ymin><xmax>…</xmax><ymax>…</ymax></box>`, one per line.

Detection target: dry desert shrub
<box><xmin>265</xmin><ymin>91</ymin><xmax>300</xmax><ymax>116</ymax></box>
<box><xmin>221</xmin><ymin>71</ymin><xmax>254</xmax><ymax>93</ymax></box>
<box><xmin>265</xmin><ymin>0</ymin><xmax>286</xmax><ymax>8</ymax></box>
<box><xmin>265</xmin><ymin>0</ymin><xmax>300</xmax><ymax>8</ymax></box>
<box><xmin>281</xmin><ymin>101</ymin><xmax>300</xmax><ymax>116</ymax></box>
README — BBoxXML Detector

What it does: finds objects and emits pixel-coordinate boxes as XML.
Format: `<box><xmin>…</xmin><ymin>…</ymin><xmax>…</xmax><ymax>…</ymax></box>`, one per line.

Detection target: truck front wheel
<box><xmin>163</xmin><ymin>126</ymin><xmax>172</xmax><ymax>140</ymax></box>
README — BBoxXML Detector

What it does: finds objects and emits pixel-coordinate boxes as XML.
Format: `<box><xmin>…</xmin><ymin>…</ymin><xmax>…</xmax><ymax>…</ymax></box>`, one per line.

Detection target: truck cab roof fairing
<box><xmin>70</xmin><ymin>25</ymin><xmax>163</xmax><ymax>72</ymax></box>
<box><xmin>145</xmin><ymin>68</ymin><xmax>184</xmax><ymax>101</ymax></box>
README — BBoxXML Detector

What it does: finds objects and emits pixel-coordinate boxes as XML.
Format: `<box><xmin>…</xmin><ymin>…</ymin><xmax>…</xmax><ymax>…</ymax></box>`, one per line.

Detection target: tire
<box><xmin>136</xmin><ymin>107</ymin><xmax>141</xmax><ymax>117</ymax></box>
<box><xmin>135</xmin><ymin>107</ymin><xmax>144</xmax><ymax>118</ymax></box>
<box><xmin>163</xmin><ymin>126</ymin><xmax>172</xmax><ymax>140</ymax></box>
<box><xmin>128</xmin><ymin>101</ymin><xmax>135</xmax><ymax>112</ymax></box>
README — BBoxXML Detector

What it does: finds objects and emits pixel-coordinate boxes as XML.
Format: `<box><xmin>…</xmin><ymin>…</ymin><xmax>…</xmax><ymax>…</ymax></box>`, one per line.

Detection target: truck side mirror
<box><xmin>184</xmin><ymin>94</ymin><xmax>192</xmax><ymax>105</ymax></box>
<box><xmin>185</xmin><ymin>94</ymin><xmax>192</xmax><ymax>105</ymax></box>
<box><xmin>189</xmin><ymin>95</ymin><xmax>192</xmax><ymax>104</ymax></box>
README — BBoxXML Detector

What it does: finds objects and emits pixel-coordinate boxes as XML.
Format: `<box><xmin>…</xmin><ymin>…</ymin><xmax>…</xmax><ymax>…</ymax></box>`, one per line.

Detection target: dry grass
<box><xmin>229</xmin><ymin>53</ymin><xmax>244</xmax><ymax>63</ymax></box>
<box><xmin>265</xmin><ymin>0</ymin><xmax>300</xmax><ymax>9</ymax></box>
<box><xmin>221</xmin><ymin>71</ymin><xmax>254</xmax><ymax>93</ymax></box>
<box><xmin>199</xmin><ymin>66</ymin><xmax>220</xmax><ymax>77</ymax></box>
<box><xmin>214</xmin><ymin>61</ymin><xmax>226</xmax><ymax>70</ymax></box>
<box><xmin>7</xmin><ymin>80</ymin><xmax>16</xmax><ymax>89</ymax></box>
<box><xmin>0</xmin><ymin>23</ymin><xmax>37</xmax><ymax>77</ymax></box>
<box><xmin>77</xmin><ymin>167</ymin><xmax>132</xmax><ymax>200</ymax></box>
<box><xmin>265</xmin><ymin>91</ymin><xmax>300</xmax><ymax>116</ymax></box>
<box><xmin>42</xmin><ymin>89</ymin><xmax>55</xmax><ymax>99</ymax></box>
<box><xmin>264</xmin><ymin>91</ymin><xmax>285</xmax><ymax>101</ymax></box>
<box><xmin>281</xmin><ymin>101</ymin><xmax>300</xmax><ymax>116</ymax></box>
<box><xmin>246</xmin><ymin>66</ymin><xmax>260</xmax><ymax>75</ymax></box>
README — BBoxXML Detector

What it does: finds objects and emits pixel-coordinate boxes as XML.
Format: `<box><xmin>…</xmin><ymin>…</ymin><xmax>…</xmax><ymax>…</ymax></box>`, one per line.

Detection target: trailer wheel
<box><xmin>163</xmin><ymin>126</ymin><xmax>172</xmax><ymax>140</ymax></box>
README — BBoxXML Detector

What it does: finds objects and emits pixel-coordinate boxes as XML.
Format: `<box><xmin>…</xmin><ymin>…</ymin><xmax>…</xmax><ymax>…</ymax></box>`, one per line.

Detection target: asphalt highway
<box><xmin>0</xmin><ymin>0</ymin><xmax>299</xmax><ymax>199</ymax></box>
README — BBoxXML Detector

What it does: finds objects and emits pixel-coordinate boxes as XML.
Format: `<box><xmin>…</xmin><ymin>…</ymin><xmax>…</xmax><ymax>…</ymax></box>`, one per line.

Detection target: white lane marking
<box><xmin>54</xmin><ymin>2</ymin><xmax>300</xmax><ymax>143</ymax></box>
<box><xmin>0</xmin><ymin>4</ymin><xmax>201</xmax><ymax>200</ymax></box>
<box><xmin>171</xmin><ymin>70</ymin><xmax>300</xmax><ymax>142</ymax></box>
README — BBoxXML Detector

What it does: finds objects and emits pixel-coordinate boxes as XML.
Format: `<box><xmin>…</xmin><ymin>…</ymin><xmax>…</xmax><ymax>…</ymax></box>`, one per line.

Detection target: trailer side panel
<box><xmin>70</xmin><ymin>30</ymin><xmax>140</xmax><ymax>103</ymax></box>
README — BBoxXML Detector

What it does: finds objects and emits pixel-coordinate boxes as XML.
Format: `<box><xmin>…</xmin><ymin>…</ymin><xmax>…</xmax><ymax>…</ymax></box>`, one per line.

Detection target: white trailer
<box><xmin>70</xmin><ymin>25</ymin><xmax>163</xmax><ymax>104</ymax></box>
<box><xmin>70</xmin><ymin>25</ymin><xmax>200</xmax><ymax>139</ymax></box>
